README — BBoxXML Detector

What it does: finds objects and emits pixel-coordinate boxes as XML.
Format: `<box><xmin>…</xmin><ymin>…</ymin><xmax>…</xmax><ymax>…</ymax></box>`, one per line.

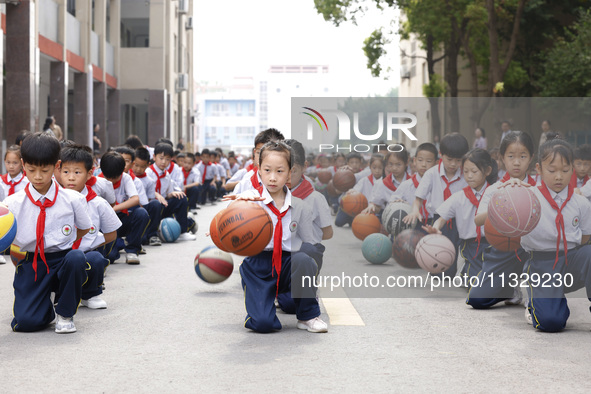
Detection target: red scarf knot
<box><xmin>538</xmin><ymin>182</ymin><xmax>574</xmax><ymax>269</ymax></box>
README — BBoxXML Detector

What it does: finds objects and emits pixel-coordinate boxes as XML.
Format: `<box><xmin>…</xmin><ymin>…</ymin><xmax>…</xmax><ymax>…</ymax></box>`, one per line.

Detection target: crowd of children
<box><xmin>3</xmin><ymin>125</ymin><xmax>591</xmax><ymax>335</ymax></box>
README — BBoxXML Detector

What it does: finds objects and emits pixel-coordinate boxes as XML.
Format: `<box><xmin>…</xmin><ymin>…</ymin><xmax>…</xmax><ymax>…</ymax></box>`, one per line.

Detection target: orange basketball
<box><xmin>341</xmin><ymin>192</ymin><xmax>368</xmax><ymax>216</ymax></box>
<box><xmin>333</xmin><ymin>170</ymin><xmax>356</xmax><ymax>192</ymax></box>
<box><xmin>209</xmin><ymin>210</ymin><xmax>227</xmax><ymax>252</ymax></box>
<box><xmin>326</xmin><ymin>180</ymin><xmax>341</xmax><ymax>197</ymax></box>
<box><xmin>352</xmin><ymin>213</ymin><xmax>382</xmax><ymax>241</ymax></box>
<box><xmin>317</xmin><ymin>169</ymin><xmax>333</xmax><ymax>184</ymax></box>
<box><xmin>484</xmin><ymin>217</ymin><xmax>521</xmax><ymax>252</ymax></box>
<box><xmin>218</xmin><ymin>201</ymin><xmax>273</xmax><ymax>256</ymax></box>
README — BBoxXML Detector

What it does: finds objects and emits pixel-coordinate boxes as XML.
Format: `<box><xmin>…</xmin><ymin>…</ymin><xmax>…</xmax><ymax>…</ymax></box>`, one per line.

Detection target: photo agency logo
<box><xmin>299</xmin><ymin>106</ymin><xmax>418</xmax><ymax>153</ymax></box>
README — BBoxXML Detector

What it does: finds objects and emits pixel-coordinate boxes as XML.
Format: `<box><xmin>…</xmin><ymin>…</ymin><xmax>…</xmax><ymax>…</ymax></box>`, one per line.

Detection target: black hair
<box><xmin>201</xmin><ymin>148</ymin><xmax>211</xmax><ymax>156</ymax></box>
<box><xmin>489</xmin><ymin>147</ymin><xmax>500</xmax><ymax>159</ymax></box>
<box><xmin>373</xmin><ymin>141</ymin><xmax>388</xmax><ymax>153</ymax></box>
<box><xmin>440</xmin><ymin>133</ymin><xmax>469</xmax><ymax>158</ymax></box>
<box><xmin>21</xmin><ymin>132</ymin><xmax>61</xmax><ymax>166</ymax></box>
<box><xmin>333</xmin><ymin>153</ymin><xmax>346</xmax><ymax>162</ymax></box>
<box><xmin>574</xmin><ymin>145</ymin><xmax>591</xmax><ymax>161</ymax></box>
<box><xmin>173</xmin><ymin>150</ymin><xmax>181</xmax><ymax>157</ymax></box>
<box><xmin>284</xmin><ymin>139</ymin><xmax>306</xmax><ymax>167</ymax></box>
<box><xmin>4</xmin><ymin>145</ymin><xmax>21</xmax><ymax>161</ymax></box>
<box><xmin>384</xmin><ymin>143</ymin><xmax>409</xmax><ymax>164</ymax></box>
<box><xmin>154</xmin><ymin>143</ymin><xmax>174</xmax><ymax>157</ymax></box>
<box><xmin>186</xmin><ymin>153</ymin><xmax>196</xmax><ymax>163</ymax></box>
<box><xmin>254</xmin><ymin>128</ymin><xmax>284</xmax><ymax>147</ymax></box>
<box><xmin>100</xmin><ymin>151</ymin><xmax>126</xmax><ymax>179</ymax></box>
<box><xmin>215</xmin><ymin>147</ymin><xmax>223</xmax><ymax>153</ymax></box>
<box><xmin>463</xmin><ymin>148</ymin><xmax>498</xmax><ymax>186</ymax></box>
<box><xmin>415</xmin><ymin>142</ymin><xmax>439</xmax><ymax>160</ymax></box>
<box><xmin>135</xmin><ymin>147</ymin><xmax>151</xmax><ymax>163</ymax></box>
<box><xmin>259</xmin><ymin>140</ymin><xmax>293</xmax><ymax>169</ymax></box>
<box><xmin>476</xmin><ymin>127</ymin><xmax>486</xmax><ymax>138</ymax></box>
<box><xmin>501</xmin><ymin>120</ymin><xmax>512</xmax><ymax>127</ymax></box>
<box><xmin>43</xmin><ymin>116</ymin><xmax>55</xmax><ymax>130</ymax></box>
<box><xmin>543</xmin><ymin>131</ymin><xmax>562</xmax><ymax>142</ymax></box>
<box><xmin>346</xmin><ymin>152</ymin><xmax>362</xmax><ymax>163</ymax></box>
<box><xmin>124</xmin><ymin>135</ymin><xmax>144</xmax><ymax>150</ymax></box>
<box><xmin>114</xmin><ymin>146</ymin><xmax>136</xmax><ymax>162</ymax></box>
<box><xmin>156</xmin><ymin>138</ymin><xmax>174</xmax><ymax>147</ymax></box>
<box><xmin>227</xmin><ymin>151</ymin><xmax>236</xmax><ymax>158</ymax></box>
<box><xmin>176</xmin><ymin>152</ymin><xmax>187</xmax><ymax>160</ymax></box>
<box><xmin>60</xmin><ymin>144</ymin><xmax>94</xmax><ymax>172</ymax></box>
<box><xmin>500</xmin><ymin>130</ymin><xmax>535</xmax><ymax>158</ymax></box>
<box><xmin>15</xmin><ymin>131</ymin><xmax>31</xmax><ymax>146</ymax></box>
<box><xmin>369</xmin><ymin>154</ymin><xmax>385</xmax><ymax>178</ymax></box>
<box><xmin>538</xmin><ymin>139</ymin><xmax>574</xmax><ymax>167</ymax></box>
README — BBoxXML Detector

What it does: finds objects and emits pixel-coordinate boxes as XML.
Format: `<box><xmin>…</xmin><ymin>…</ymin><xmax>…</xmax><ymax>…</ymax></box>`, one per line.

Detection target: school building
<box><xmin>0</xmin><ymin>0</ymin><xmax>194</xmax><ymax>151</ymax></box>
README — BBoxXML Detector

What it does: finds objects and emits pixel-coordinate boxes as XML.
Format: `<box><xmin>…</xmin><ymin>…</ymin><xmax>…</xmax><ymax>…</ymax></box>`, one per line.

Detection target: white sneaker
<box><xmin>149</xmin><ymin>236</ymin><xmax>162</xmax><ymax>246</ymax></box>
<box><xmin>126</xmin><ymin>253</ymin><xmax>140</xmax><ymax>265</ymax></box>
<box><xmin>55</xmin><ymin>314</ymin><xmax>76</xmax><ymax>334</ymax></box>
<box><xmin>297</xmin><ymin>317</ymin><xmax>328</xmax><ymax>333</ymax></box>
<box><xmin>525</xmin><ymin>302</ymin><xmax>533</xmax><ymax>325</ymax></box>
<box><xmin>177</xmin><ymin>233</ymin><xmax>196</xmax><ymax>241</ymax></box>
<box><xmin>81</xmin><ymin>296</ymin><xmax>107</xmax><ymax>309</ymax></box>
<box><xmin>505</xmin><ymin>287</ymin><xmax>523</xmax><ymax>305</ymax></box>
<box><xmin>0</xmin><ymin>255</ymin><xmax>5</xmax><ymax>264</ymax></box>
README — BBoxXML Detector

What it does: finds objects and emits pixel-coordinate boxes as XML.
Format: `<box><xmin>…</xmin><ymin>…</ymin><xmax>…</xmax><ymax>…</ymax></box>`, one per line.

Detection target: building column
<box><xmin>6</xmin><ymin>0</ymin><xmax>37</xmax><ymax>143</ymax></box>
<box><xmin>74</xmin><ymin>73</ymin><xmax>90</xmax><ymax>146</ymax></box>
<box><xmin>50</xmin><ymin>62</ymin><xmax>68</xmax><ymax>139</ymax></box>
<box><xmin>93</xmin><ymin>82</ymin><xmax>107</xmax><ymax>152</ymax></box>
<box><xmin>148</xmin><ymin>90</ymin><xmax>166</xmax><ymax>146</ymax></box>
<box><xmin>107</xmin><ymin>89</ymin><xmax>120</xmax><ymax>147</ymax></box>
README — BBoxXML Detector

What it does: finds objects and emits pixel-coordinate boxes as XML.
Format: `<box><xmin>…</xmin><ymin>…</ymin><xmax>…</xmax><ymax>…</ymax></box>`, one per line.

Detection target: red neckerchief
<box><xmin>266</xmin><ymin>198</ymin><xmax>288</xmax><ymax>298</ymax></box>
<box><xmin>538</xmin><ymin>182</ymin><xmax>574</xmax><ymax>269</ymax></box>
<box><xmin>149</xmin><ymin>164</ymin><xmax>166</xmax><ymax>193</ymax></box>
<box><xmin>250</xmin><ymin>169</ymin><xmax>263</xmax><ymax>194</ymax></box>
<box><xmin>72</xmin><ymin>186</ymin><xmax>98</xmax><ymax>250</ymax></box>
<box><xmin>128</xmin><ymin>171</ymin><xmax>136</xmax><ymax>180</ymax></box>
<box><xmin>246</xmin><ymin>163</ymin><xmax>254</xmax><ymax>172</ymax></box>
<box><xmin>201</xmin><ymin>161</ymin><xmax>211</xmax><ymax>184</ymax></box>
<box><xmin>24</xmin><ymin>182</ymin><xmax>59</xmax><ymax>280</ymax></box>
<box><xmin>367</xmin><ymin>175</ymin><xmax>374</xmax><ymax>186</ymax></box>
<box><xmin>463</xmin><ymin>183</ymin><xmax>489</xmax><ymax>257</ymax></box>
<box><xmin>501</xmin><ymin>172</ymin><xmax>537</xmax><ymax>186</ymax></box>
<box><xmin>439</xmin><ymin>160</ymin><xmax>461</xmax><ymax>200</ymax></box>
<box><xmin>99</xmin><ymin>173</ymin><xmax>127</xmax><ymax>214</ymax></box>
<box><xmin>315</xmin><ymin>164</ymin><xmax>321</xmax><ymax>169</ymax></box>
<box><xmin>182</xmin><ymin>168</ymin><xmax>191</xmax><ymax>185</ymax></box>
<box><xmin>291</xmin><ymin>179</ymin><xmax>314</xmax><ymax>199</ymax></box>
<box><xmin>570</xmin><ymin>172</ymin><xmax>590</xmax><ymax>189</ymax></box>
<box><xmin>2</xmin><ymin>173</ymin><xmax>25</xmax><ymax>196</ymax></box>
<box><xmin>383</xmin><ymin>172</ymin><xmax>410</xmax><ymax>192</ymax></box>
<box><xmin>166</xmin><ymin>162</ymin><xmax>175</xmax><ymax>174</ymax></box>
<box><xmin>130</xmin><ymin>169</ymin><xmax>147</xmax><ymax>179</ymax></box>
<box><xmin>86</xmin><ymin>176</ymin><xmax>98</xmax><ymax>187</ymax></box>
<box><xmin>334</xmin><ymin>166</ymin><xmax>337</xmax><ymax>172</ymax></box>
<box><xmin>411</xmin><ymin>174</ymin><xmax>428</xmax><ymax>222</ymax></box>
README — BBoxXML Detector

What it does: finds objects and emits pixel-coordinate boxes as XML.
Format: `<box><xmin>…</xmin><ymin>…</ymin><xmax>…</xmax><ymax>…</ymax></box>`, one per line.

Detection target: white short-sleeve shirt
<box><xmin>390</xmin><ymin>175</ymin><xmax>434</xmax><ymax>218</ymax></box>
<box><xmin>183</xmin><ymin>167</ymin><xmax>201</xmax><ymax>186</ymax></box>
<box><xmin>90</xmin><ymin>176</ymin><xmax>116</xmax><ymax>205</ymax></box>
<box><xmin>233</xmin><ymin>169</ymin><xmax>260</xmax><ymax>195</ymax></box>
<box><xmin>146</xmin><ymin>165</ymin><xmax>175</xmax><ymax>196</ymax></box>
<box><xmin>131</xmin><ymin>176</ymin><xmax>149</xmax><ymax>206</ymax></box>
<box><xmin>370</xmin><ymin>173</ymin><xmax>408</xmax><ymax>209</ymax></box>
<box><xmin>436</xmin><ymin>185</ymin><xmax>488</xmax><ymax>240</ymax></box>
<box><xmin>77</xmin><ymin>187</ymin><xmax>122</xmax><ymax>252</ymax></box>
<box><xmin>195</xmin><ymin>161</ymin><xmax>216</xmax><ymax>181</ymax></box>
<box><xmin>112</xmin><ymin>172</ymin><xmax>138</xmax><ymax>203</ymax></box>
<box><xmin>353</xmin><ymin>175</ymin><xmax>380</xmax><ymax>201</ymax></box>
<box><xmin>135</xmin><ymin>173</ymin><xmax>156</xmax><ymax>201</ymax></box>
<box><xmin>228</xmin><ymin>168</ymin><xmax>247</xmax><ymax>183</ymax></box>
<box><xmin>292</xmin><ymin>181</ymin><xmax>332</xmax><ymax>244</ymax></box>
<box><xmin>354</xmin><ymin>167</ymin><xmax>372</xmax><ymax>182</ymax></box>
<box><xmin>0</xmin><ymin>172</ymin><xmax>29</xmax><ymax>200</ymax></box>
<box><xmin>415</xmin><ymin>163</ymin><xmax>467</xmax><ymax>215</ymax></box>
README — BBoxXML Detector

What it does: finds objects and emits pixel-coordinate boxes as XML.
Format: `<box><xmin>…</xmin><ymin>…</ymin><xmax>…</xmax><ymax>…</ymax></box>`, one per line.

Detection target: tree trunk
<box><xmin>425</xmin><ymin>34</ymin><xmax>442</xmax><ymax>140</ymax></box>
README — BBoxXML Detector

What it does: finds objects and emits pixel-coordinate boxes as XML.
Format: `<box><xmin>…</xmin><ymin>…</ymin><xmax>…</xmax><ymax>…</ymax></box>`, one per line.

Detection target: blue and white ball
<box><xmin>158</xmin><ymin>218</ymin><xmax>181</xmax><ymax>243</ymax></box>
<box><xmin>194</xmin><ymin>246</ymin><xmax>234</xmax><ymax>283</ymax></box>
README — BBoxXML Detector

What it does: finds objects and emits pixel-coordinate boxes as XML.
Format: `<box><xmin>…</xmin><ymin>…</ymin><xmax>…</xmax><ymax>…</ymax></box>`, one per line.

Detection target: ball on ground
<box><xmin>415</xmin><ymin>234</ymin><xmax>456</xmax><ymax>274</ymax></box>
<box><xmin>392</xmin><ymin>229</ymin><xmax>424</xmax><ymax>269</ymax></box>
<box><xmin>158</xmin><ymin>217</ymin><xmax>181</xmax><ymax>242</ymax></box>
<box><xmin>352</xmin><ymin>213</ymin><xmax>382</xmax><ymax>241</ymax></box>
<box><xmin>194</xmin><ymin>246</ymin><xmax>234</xmax><ymax>283</ymax></box>
<box><xmin>382</xmin><ymin>202</ymin><xmax>412</xmax><ymax>235</ymax></box>
<box><xmin>362</xmin><ymin>233</ymin><xmax>392</xmax><ymax>264</ymax></box>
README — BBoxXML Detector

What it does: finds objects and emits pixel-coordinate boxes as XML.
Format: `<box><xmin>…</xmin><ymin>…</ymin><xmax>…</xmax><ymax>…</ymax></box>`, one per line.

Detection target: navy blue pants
<box><xmin>277</xmin><ymin>243</ymin><xmax>326</xmax><ymax>314</ymax></box>
<box><xmin>215</xmin><ymin>180</ymin><xmax>226</xmax><ymax>198</ymax></box>
<box><xmin>82</xmin><ymin>251</ymin><xmax>109</xmax><ymax>300</ymax></box>
<box><xmin>143</xmin><ymin>199</ymin><xmax>163</xmax><ymax>243</ymax></box>
<box><xmin>459</xmin><ymin>239</ymin><xmax>488</xmax><ymax>280</ymax></box>
<box><xmin>240</xmin><ymin>250</ymin><xmax>320</xmax><ymax>333</ymax></box>
<box><xmin>163</xmin><ymin>195</ymin><xmax>190</xmax><ymax>233</ymax></box>
<box><xmin>524</xmin><ymin>246</ymin><xmax>591</xmax><ymax>332</ymax></box>
<box><xmin>335</xmin><ymin>207</ymin><xmax>353</xmax><ymax>227</ymax></box>
<box><xmin>198</xmin><ymin>179</ymin><xmax>216</xmax><ymax>204</ymax></box>
<box><xmin>466</xmin><ymin>246</ymin><xmax>527</xmax><ymax>308</ymax></box>
<box><xmin>108</xmin><ymin>208</ymin><xmax>150</xmax><ymax>262</ymax></box>
<box><xmin>12</xmin><ymin>249</ymin><xmax>88</xmax><ymax>332</ymax></box>
<box><xmin>186</xmin><ymin>185</ymin><xmax>200</xmax><ymax>210</ymax></box>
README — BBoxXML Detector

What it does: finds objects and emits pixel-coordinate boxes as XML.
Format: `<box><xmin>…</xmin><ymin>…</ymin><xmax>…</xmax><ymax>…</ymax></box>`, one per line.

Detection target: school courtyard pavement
<box><xmin>0</xmin><ymin>201</ymin><xmax>590</xmax><ymax>393</ymax></box>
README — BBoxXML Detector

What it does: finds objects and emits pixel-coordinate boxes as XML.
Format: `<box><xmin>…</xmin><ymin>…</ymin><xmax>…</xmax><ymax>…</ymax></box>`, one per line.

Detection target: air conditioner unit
<box><xmin>186</xmin><ymin>16</ymin><xmax>193</xmax><ymax>30</ymax></box>
<box><xmin>400</xmin><ymin>65</ymin><xmax>411</xmax><ymax>80</ymax></box>
<box><xmin>178</xmin><ymin>0</ymin><xmax>188</xmax><ymax>14</ymax></box>
<box><xmin>177</xmin><ymin>73</ymin><xmax>189</xmax><ymax>92</ymax></box>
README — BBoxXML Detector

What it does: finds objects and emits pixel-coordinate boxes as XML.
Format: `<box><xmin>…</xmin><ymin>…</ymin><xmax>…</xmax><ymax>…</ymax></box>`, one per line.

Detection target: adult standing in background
<box><xmin>93</xmin><ymin>123</ymin><xmax>102</xmax><ymax>151</ymax></box>
<box><xmin>176</xmin><ymin>138</ymin><xmax>185</xmax><ymax>151</ymax></box>
<box><xmin>499</xmin><ymin>120</ymin><xmax>512</xmax><ymax>144</ymax></box>
<box><xmin>42</xmin><ymin>116</ymin><xmax>57</xmax><ymax>138</ymax></box>
<box><xmin>473</xmin><ymin>127</ymin><xmax>487</xmax><ymax>149</ymax></box>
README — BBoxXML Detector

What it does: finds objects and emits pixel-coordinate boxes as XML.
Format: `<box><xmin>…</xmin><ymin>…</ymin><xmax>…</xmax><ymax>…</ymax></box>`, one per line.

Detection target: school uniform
<box><xmin>466</xmin><ymin>174</ymin><xmax>537</xmax><ymax>308</ymax></box>
<box><xmin>86</xmin><ymin>175</ymin><xmax>116</xmax><ymax>205</ymax></box>
<box><xmin>390</xmin><ymin>174</ymin><xmax>434</xmax><ymax>224</ymax></box>
<box><xmin>579</xmin><ymin>179</ymin><xmax>591</xmax><ymax>202</ymax></box>
<box><xmin>146</xmin><ymin>164</ymin><xmax>193</xmax><ymax>234</ymax></box>
<box><xmin>4</xmin><ymin>180</ymin><xmax>92</xmax><ymax>332</ymax></box>
<box><xmin>166</xmin><ymin>161</ymin><xmax>184</xmax><ymax>191</ymax></box>
<box><xmin>182</xmin><ymin>166</ymin><xmax>202</xmax><ymax>210</ymax></box>
<box><xmin>354</xmin><ymin>167</ymin><xmax>372</xmax><ymax>182</ymax></box>
<box><xmin>219</xmin><ymin>157</ymin><xmax>231</xmax><ymax>177</ymax></box>
<box><xmin>214</xmin><ymin>162</ymin><xmax>226</xmax><ymax>198</ymax></box>
<box><xmin>0</xmin><ymin>172</ymin><xmax>29</xmax><ymax>200</ymax></box>
<box><xmin>232</xmin><ymin>169</ymin><xmax>261</xmax><ymax>195</ymax></box>
<box><xmin>104</xmin><ymin>172</ymin><xmax>150</xmax><ymax>262</ymax></box>
<box><xmin>521</xmin><ymin>183</ymin><xmax>591</xmax><ymax>332</ymax></box>
<box><xmin>415</xmin><ymin>162</ymin><xmax>468</xmax><ymax>277</ymax></box>
<box><xmin>195</xmin><ymin>161</ymin><xmax>217</xmax><ymax>204</ymax></box>
<box><xmin>436</xmin><ymin>183</ymin><xmax>489</xmax><ymax>280</ymax></box>
<box><xmin>131</xmin><ymin>169</ymin><xmax>164</xmax><ymax>244</ymax></box>
<box><xmin>229</xmin><ymin>162</ymin><xmax>240</xmax><ymax>177</ymax></box>
<box><xmin>237</xmin><ymin>186</ymin><xmax>320</xmax><ymax>333</ymax></box>
<box><xmin>228</xmin><ymin>168</ymin><xmax>247</xmax><ymax>183</ymax></box>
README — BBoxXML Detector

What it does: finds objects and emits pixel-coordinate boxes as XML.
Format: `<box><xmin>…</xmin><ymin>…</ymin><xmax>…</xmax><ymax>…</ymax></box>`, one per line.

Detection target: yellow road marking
<box><xmin>320</xmin><ymin>287</ymin><xmax>365</xmax><ymax>326</ymax></box>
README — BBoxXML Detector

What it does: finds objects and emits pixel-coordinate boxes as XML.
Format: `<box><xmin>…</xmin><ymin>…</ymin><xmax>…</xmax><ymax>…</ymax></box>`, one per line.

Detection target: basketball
<box><xmin>326</xmin><ymin>181</ymin><xmax>341</xmax><ymax>197</ymax></box>
<box><xmin>382</xmin><ymin>202</ymin><xmax>412</xmax><ymax>235</ymax></box>
<box><xmin>209</xmin><ymin>210</ymin><xmax>227</xmax><ymax>251</ymax></box>
<box><xmin>352</xmin><ymin>213</ymin><xmax>382</xmax><ymax>241</ymax></box>
<box><xmin>218</xmin><ymin>201</ymin><xmax>273</xmax><ymax>256</ymax></box>
<box><xmin>392</xmin><ymin>229</ymin><xmax>423</xmax><ymax>269</ymax></box>
<box><xmin>484</xmin><ymin>217</ymin><xmax>521</xmax><ymax>252</ymax></box>
<box><xmin>0</xmin><ymin>205</ymin><xmax>17</xmax><ymax>253</ymax></box>
<box><xmin>314</xmin><ymin>180</ymin><xmax>327</xmax><ymax>192</ymax></box>
<box><xmin>361</xmin><ymin>233</ymin><xmax>392</xmax><ymax>264</ymax></box>
<box><xmin>194</xmin><ymin>246</ymin><xmax>234</xmax><ymax>284</ymax></box>
<box><xmin>415</xmin><ymin>234</ymin><xmax>456</xmax><ymax>274</ymax></box>
<box><xmin>158</xmin><ymin>217</ymin><xmax>181</xmax><ymax>243</ymax></box>
<box><xmin>488</xmin><ymin>185</ymin><xmax>541</xmax><ymax>237</ymax></box>
<box><xmin>333</xmin><ymin>170</ymin><xmax>356</xmax><ymax>192</ymax></box>
<box><xmin>341</xmin><ymin>192</ymin><xmax>368</xmax><ymax>216</ymax></box>
<box><xmin>10</xmin><ymin>244</ymin><xmax>25</xmax><ymax>267</ymax></box>
<box><xmin>317</xmin><ymin>169</ymin><xmax>333</xmax><ymax>184</ymax></box>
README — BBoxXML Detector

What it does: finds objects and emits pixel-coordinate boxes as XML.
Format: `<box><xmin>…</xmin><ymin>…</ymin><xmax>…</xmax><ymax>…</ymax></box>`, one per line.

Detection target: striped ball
<box><xmin>10</xmin><ymin>244</ymin><xmax>25</xmax><ymax>267</ymax></box>
<box><xmin>158</xmin><ymin>218</ymin><xmax>181</xmax><ymax>243</ymax></box>
<box><xmin>194</xmin><ymin>246</ymin><xmax>234</xmax><ymax>284</ymax></box>
<box><xmin>0</xmin><ymin>205</ymin><xmax>17</xmax><ymax>253</ymax></box>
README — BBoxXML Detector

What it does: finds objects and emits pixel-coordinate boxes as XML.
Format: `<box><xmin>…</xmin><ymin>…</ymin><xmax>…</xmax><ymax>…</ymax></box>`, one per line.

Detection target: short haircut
<box><xmin>186</xmin><ymin>153</ymin><xmax>196</xmax><ymax>162</ymax></box>
<box><xmin>201</xmin><ymin>148</ymin><xmax>211</xmax><ymax>156</ymax></box>
<box><xmin>100</xmin><ymin>151</ymin><xmax>126</xmax><ymax>179</ymax></box>
<box><xmin>463</xmin><ymin>148</ymin><xmax>498</xmax><ymax>185</ymax></box>
<box><xmin>135</xmin><ymin>147</ymin><xmax>150</xmax><ymax>162</ymax></box>
<box><xmin>284</xmin><ymin>139</ymin><xmax>306</xmax><ymax>167</ymax></box>
<box><xmin>538</xmin><ymin>138</ymin><xmax>574</xmax><ymax>166</ymax></box>
<box><xmin>176</xmin><ymin>152</ymin><xmax>187</xmax><ymax>160</ymax></box>
<box><xmin>124</xmin><ymin>135</ymin><xmax>144</xmax><ymax>150</ymax></box>
<box><xmin>5</xmin><ymin>145</ymin><xmax>22</xmax><ymax>161</ymax></box>
<box><xmin>254</xmin><ymin>128</ymin><xmax>284</xmax><ymax>147</ymax></box>
<box><xmin>346</xmin><ymin>152</ymin><xmax>362</xmax><ymax>162</ymax></box>
<box><xmin>154</xmin><ymin>143</ymin><xmax>174</xmax><ymax>157</ymax></box>
<box><xmin>416</xmin><ymin>142</ymin><xmax>439</xmax><ymax>160</ymax></box>
<box><xmin>385</xmin><ymin>143</ymin><xmax>409</xmax><ymax>164</ymax></box>
<box><xmin>21</xmin><ymin>132</ymin><xmax>61</xmax><ymax>166</ymax></box>
<box><xmin>259</xmin><ymin>140</ymin><xmax>293</xmax><ymax>169</ymax></box>
<box><xmin>156</xmin><ymin>138</ymin><xmax>174</xmax><ymax>147</ymax></box>
<box><xmin>574</xmin><ymin>144</ymin><xmax>591</xmax><ymax>161</ymax></box>
<box><xmin>15</xmin><ymin>131</ymin><xmax>31</xmax><ymax>146</ymax></box>
<box><xmin>113</xmin><ymin>145</ymin><xmax>136</xmax><ymax>161</ymax></box>
<box><xmin>440</xmin><ymin>133</ymin><xmax>469</xmax><ymax>158</ymax></box>
<box><xmin>500</xmin><ymin>131</ymin><xmax>534</xmax><ymax>157</ymax></box>
<box><xmin>227</xmin><ymin>151</ymin><xmax>236</xmax><ymax>159</ymax></box>
<box><xmin>60</xmin><ymin>144</ymin><xmax>94</xmax><ymax>172</ymax></box>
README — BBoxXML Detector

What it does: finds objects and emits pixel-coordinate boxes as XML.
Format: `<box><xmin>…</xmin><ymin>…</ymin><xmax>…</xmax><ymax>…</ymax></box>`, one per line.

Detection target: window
<box><xmin>248</xmin><ymin>102</ymin><xmax>255</xmax><ymax>116</ymax></box>
<box><xmin>236</xmin><ymin>102</ymin><xmax>242</xmax><ymax>116</ymax></box>
<box><xmin>120</xmin><ymin>0</ymin><xmax>150</xmax><ymax>48</ymax></box>
<box><xmin>67</xmin><ymin>0</ymin><xmax>76</xmax><ymax>16</ymax></box>
<box><xmin>223</xmin><ymin>127</ymin><xmax>230</xmax><ymax>139</ymax></box>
